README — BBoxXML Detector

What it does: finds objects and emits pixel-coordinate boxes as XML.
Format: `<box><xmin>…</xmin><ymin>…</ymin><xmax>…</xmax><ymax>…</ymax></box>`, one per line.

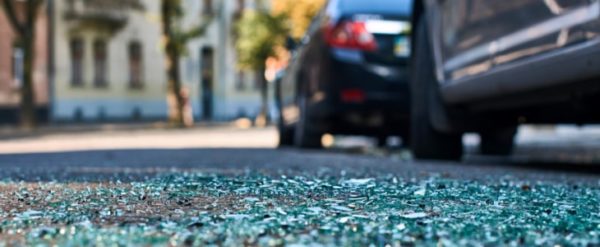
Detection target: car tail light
<box><xmin>324</xmin><ymin>21</ymin><xmax>377</xmax><ymax>51</ymax></box>
<box><xmin>341</xmin><ymin>89</ymin><xmax>366</xmax><ymax>103</ymax></box>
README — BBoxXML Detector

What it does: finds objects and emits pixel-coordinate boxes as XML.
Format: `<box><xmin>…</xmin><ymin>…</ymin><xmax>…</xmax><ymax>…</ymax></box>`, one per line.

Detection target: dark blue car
<box><xmin>275</xmin><ymin>0</ymin><xmax>414</xmax><ymax>148</ymax></box>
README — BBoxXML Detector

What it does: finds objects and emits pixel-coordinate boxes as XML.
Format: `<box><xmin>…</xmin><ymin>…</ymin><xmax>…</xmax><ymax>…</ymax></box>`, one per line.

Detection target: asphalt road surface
<box><xmin>1</xmin><ymin>124</ymin><xmax>599</xmax><ymax>246</ymax></box>
<box><xmin>0</xmin><ymin>124</ymin><xmax>599</xmax><ymax>183</ymax></box>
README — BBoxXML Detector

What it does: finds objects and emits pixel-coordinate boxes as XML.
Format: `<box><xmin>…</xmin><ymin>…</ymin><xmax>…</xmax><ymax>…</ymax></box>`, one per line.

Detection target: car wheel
<box><xmin>410</xmin><ymin>17</ymin><xmax>463</xmax><ymax>161</ymax></box>
<box><xmin>294</xmin><ymin>96</ymin><xmax>323</xmax><ymax>149</ymax></box>
<box><xmin>480</xmin><ymin>126</ymin><xmax>517</xmax><ymax>156</ymax></box>
<box><xmin>275</xmin><ymin>79</ymin><xmax>294</xmax><ymax>147</ymax></box>
<box><xmin>277</xmin><ymin>120</ymin><xmax>294</xmax><ymax>147</ymax></box>
<box><xmin>400</xmin><ymin>121</ymin><xmax>411</xmax><ymax>148</ymax></box>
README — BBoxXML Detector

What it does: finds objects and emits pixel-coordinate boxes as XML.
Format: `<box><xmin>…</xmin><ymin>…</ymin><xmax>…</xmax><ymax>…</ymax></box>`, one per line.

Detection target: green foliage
<box><xmin>235</xmin><ymin>10</ymin><xmax>288</xmax><ymax>71</ymax></box>
<box><xmin>162</xmin><ymin>0</ymin><xmax>213</xmax><ymax>57</ymax></box>
<box><xmin>272</xmin><ymin>0</ymin><xmax>326</xmax><ymax>39</ymax></box>
<box><xmin>171</xmin><ymin>17</ymin><xmax>212</xmax><ymax>56</ymax></box>
<box><xmin>161</xmin><ymin>0</ymin><xmax>212</xmax><ymax>127</ymax></box>
<box><xmin>161</xmin><ymin>0</ymin><xmax>184</xmax><ymax>20</ymax></box>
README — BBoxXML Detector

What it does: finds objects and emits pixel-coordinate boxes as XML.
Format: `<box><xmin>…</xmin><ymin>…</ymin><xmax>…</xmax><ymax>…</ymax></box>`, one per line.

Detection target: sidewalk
<box><xmin>0</xmin><ymin>120</ymin><xmax>258</xmax><ymax>140</ymax></box>
<box><xmin>0</xmin><ymin>122</ymin><xmax>278</xmax><ymax>154</ymax></box>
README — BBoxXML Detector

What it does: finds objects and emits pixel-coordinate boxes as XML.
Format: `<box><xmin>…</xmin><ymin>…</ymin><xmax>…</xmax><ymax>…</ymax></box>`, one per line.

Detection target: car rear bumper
<box><xmin>307</xmin><ymin>49</ymin><xmax>411</xmax><ymax>134</ymax></box>
<box><xmin>322</xmin><ymin>49</ymin><xmax>409</xmax><ymax>109</ymax></box>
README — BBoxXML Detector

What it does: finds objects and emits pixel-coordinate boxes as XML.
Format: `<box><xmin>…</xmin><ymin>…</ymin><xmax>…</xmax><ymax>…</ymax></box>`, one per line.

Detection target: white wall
<box><xmin>52</xmin><ymin>0</ymin><xmax>265</xmax><ymax>122</ymax></box>
<box><xmin>52</xmin><ymin>0</ymin><xmax>167</xmax><ymax>121</ymax></box>
<box><xmin>182</xmin><ymin>0</ymin><xmax>263</xmax><ymax>121</ymax></box>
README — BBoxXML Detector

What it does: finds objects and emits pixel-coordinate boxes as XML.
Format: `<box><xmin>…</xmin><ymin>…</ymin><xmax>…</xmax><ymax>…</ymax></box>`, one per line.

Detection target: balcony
<box><xmin>64</xmin><ymin>0</ymin><xmax>144</xmax><ymax>30</ymax></box>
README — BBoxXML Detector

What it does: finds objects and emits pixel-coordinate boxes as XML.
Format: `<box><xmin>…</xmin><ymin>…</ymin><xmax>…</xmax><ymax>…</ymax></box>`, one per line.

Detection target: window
<box><xmin>201</xmin><ymin>47</ymin><xmax>214</xmax><ymax>120</ymax></box>
<box><xmin>339</xmin><ymin>0</ymin><xmax>413</xmax><ymax>16</ymax></box>
<box><xmin>12</xmin><ymin>45</ymin><xmax>23</xmax><ymax>88</ymax></box>
<box><xmin>70</xmin><ymin>38</ymin><xmax>84</xmax><ymax>87</ymax></box>
<box><xmin>128</xmin><ymin>41</ymin><xmax>143</xmax><ymax>89</ymax></box>
<box><xmin>203</xmin><ymin>0</ymin><xmax>213</xmax><ymax>15</ymax></box>
<box><xmin>93</xmin><ymin>40</ymin><xmax>108</xmax><ymax>87</ymax></box>
<box><xmin>235</xmin><ymin>71</ymin><xmax>246</xmax><ymax>91</ymax></box>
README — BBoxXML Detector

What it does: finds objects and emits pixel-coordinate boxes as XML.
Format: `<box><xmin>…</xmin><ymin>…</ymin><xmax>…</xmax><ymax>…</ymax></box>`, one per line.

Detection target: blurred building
<box><xmin>0</xmin><ymin>3</ymin><xmax>49</xmax><ymax>124</ymax></box>
<box><xmin>181</xmin><ymin>0</ymin><xmax>263</xmax><ymax>121</ymax></box>
<box><xmin>50</xmin><ymin>0</ymin><xmax>167</xmax><ymax>121</ymax></box>
<box><xmin>49</xmin><ymin>0</ymin><xmax>265</xmax><ymax>122</ymax></box>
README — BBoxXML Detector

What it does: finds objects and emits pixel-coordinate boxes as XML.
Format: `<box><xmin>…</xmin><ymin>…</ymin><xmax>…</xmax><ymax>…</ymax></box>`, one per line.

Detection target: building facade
<box><xmin>51</xmin><ymin>0</ymin><xmax>168</xmax><ymax>121</ymax></box>
<box><xmin>0</xmin><ymin>3</ymin><xmax>49</xmax><ymax>123</ymax></box>
<box><xmin>181</xmin><ymin>0</ymin><xmax>263</xmax><ymax>121</ymax></box>
<box><xmin>50</xmin><ymin>0</ymin><xmax>264</xmax><ymax>122</ymax></box>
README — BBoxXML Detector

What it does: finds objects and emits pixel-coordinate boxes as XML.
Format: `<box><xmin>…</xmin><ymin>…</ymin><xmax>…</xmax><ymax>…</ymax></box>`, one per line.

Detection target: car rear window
<box><xmin>338</xmin><ymin>0</ymin><xmax>413</xmax><ymax>16</ymax></box>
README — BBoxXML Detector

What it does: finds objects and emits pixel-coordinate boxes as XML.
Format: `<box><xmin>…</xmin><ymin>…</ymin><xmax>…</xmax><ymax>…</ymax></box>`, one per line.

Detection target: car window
<box><xmin>338</xmin><ymin>0</ymin><xmax>412</xmax><ymax>16</ymax></box>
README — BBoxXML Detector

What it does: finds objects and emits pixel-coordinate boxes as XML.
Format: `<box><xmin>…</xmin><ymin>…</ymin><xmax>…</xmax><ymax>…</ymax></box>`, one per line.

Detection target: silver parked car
<box><xmin>411</xmin><ymin>0</ymin><xmax>600</xmax><ymax>160</ymax></box>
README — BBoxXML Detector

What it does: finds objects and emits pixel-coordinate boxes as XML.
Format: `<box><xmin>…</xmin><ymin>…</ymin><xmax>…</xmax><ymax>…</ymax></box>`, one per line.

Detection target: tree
<box><xmin>235</xmin><ymin>6</ymin><xmax>288</xmax><ymax>125</ymax></box>
<box><xmin>271</xmin><ymin>0</ymin><xmax>326</xmax><ymax>39</ymax></box>
<box><xmin>1</xmin><ymin>0</ymin><xmax>44</xmax><ymax>129</ymax></box>
<box><xmin>161</xmin><ymin>0</ymin><xmax>212</xmax><ymax>127</ymax></box>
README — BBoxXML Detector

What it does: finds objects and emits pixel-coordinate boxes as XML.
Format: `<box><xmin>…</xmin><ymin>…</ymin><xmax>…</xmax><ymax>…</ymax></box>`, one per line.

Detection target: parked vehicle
<box><xmin>275</xmin><ymin>0</ymin><xmax>414</xmax><ymax>148</ymax></box>
<box><xmin>411</xmin><ymin>0</ymin><xmax>600</xmax><ymax>160</ymax></box>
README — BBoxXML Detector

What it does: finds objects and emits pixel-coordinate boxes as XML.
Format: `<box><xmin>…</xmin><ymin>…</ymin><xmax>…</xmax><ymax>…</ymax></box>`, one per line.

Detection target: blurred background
<box><xmin>1</xmin><ymin>0</ymin><xmax>600</xmax><ymax>168</ymax></box>
<box><xmin>0</xmin><ymin>0</ymin><xmax>323</xmax><ymax>127</ymax></box>
<box><xmin>1</xmin><ymin>1</ymin><xmax>599</xmax><ymax>245</ymax></box>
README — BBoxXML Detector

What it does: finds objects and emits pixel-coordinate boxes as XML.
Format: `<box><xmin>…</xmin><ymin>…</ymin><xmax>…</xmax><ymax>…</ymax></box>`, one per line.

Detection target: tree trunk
<box><xmin>20</xmin><ymin>34</ymin><xmax>36</xmax><ymax>129</ymax></box>
<box><xmin>20</xmin><ymin>0</ymin><xmax>38</xmax><ymax>129</ymax></box>
<box><xmin>162</xmin><ymin>0</ymin><xmax>185</xmax><ymax>128</ymax></box>
<box><xmin>166</xmin><ymin>45</ymin><xmax>185</xmax><ymax>127</ymax></box>
<box><xmin>256</xmin><ymin>68</ymin><xmax>270</xmax><ymax>126</ymax></box>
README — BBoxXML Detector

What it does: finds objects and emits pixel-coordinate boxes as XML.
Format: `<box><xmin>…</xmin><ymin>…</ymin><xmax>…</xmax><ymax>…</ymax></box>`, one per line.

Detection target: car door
<box><xmin>279</xmin><ymin>9</ymin><xmax>327</xmax><ymax>126</ymax></box>
<box><xmin>430</xmin><ymin>0</ymin><xmax>600</xmax><ymax>88</ymax></box>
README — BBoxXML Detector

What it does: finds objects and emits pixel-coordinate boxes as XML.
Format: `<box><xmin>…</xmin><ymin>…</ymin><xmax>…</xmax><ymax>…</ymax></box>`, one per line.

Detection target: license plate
<box><xmin>394</xmin><ymin>36</ymin><xmax>411</xmax><ymax>57</ymax></box>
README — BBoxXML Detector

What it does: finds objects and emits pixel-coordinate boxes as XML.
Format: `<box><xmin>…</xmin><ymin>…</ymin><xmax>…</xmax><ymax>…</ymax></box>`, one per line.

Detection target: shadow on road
<box><xmin>464</xmin><ymin>155</ymin><xmax>600</xmax><ymax>175</ymax></box>
<box><xmin>0</xmin><ymin>147</ymin><xmax>599</xmax><ymax>183</ymax></box>
<box><xmin>0</xmin><ymin>148</ymin><xmax>284</xmax><ymax>182</ymax></box>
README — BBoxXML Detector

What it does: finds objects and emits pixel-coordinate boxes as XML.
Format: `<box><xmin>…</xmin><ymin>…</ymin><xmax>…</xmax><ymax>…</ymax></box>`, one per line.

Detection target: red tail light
<box><xmin>341</xmin><ymin>89</ymin><xmax>366</xmax><ymax>103</ymax></box>
<box><xmin>324</xmin><ymin>21</ymin><xmax>377</xmax><ymax>51</ymax></box>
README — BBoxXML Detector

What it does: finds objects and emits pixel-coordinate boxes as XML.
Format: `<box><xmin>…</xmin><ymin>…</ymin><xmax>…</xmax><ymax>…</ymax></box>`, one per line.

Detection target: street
<box><xmin>1</xmin><ymin>125</ymin><xmax>600</xmax><ymax>182</ymax></box>
<box><xmin>3</xmin><ymin>0</ymin><xmax>600</xmax><ymax>245</ymax></box>
<box><xmin>0</xmin><ymin>125</ymin><xmax>599</xmax><ymax>245</ymax></box>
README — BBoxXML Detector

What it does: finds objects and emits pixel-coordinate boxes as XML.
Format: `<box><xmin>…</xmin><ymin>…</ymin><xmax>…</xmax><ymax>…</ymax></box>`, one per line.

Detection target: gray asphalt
<box><xmin>0</xmin><ymin>125</ymin><xmax>599</xmax><ymax>184</ymax></box>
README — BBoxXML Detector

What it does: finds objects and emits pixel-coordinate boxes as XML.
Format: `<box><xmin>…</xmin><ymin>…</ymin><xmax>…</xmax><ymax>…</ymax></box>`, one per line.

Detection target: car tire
<box><xmin>294</xmin><ymin>96</ymin><xmax>323</xmax><ymax>149</ymax></box>
<box><xmin>410</xmin><ymin>17</ymin><xmax>463</xmax><ymax>161</ymax></box>
<box><xmin>277</xmin><ymin>121</ymin><xmax>294</xmax><ymax>147</ymax></box>
<box><xmin>275</xmin><ymin>79</ymin><xmax>294</xmax><ymax>148</ymax></box>
<box><xmin>480</xmin><ymin>126</ymin><xmax>517</xmax><ymax>156</ymax></box>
